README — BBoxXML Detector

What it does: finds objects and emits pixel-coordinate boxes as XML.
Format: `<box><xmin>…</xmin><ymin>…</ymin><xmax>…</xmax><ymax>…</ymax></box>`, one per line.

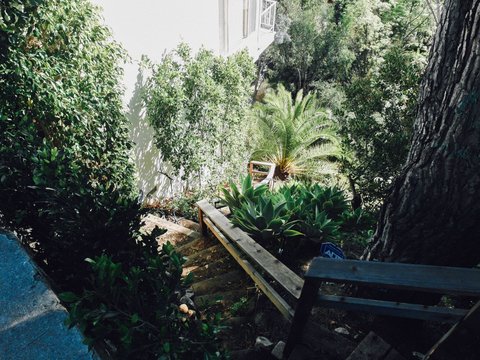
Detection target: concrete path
<box><xmin>0</xmin><ymin>231</ymin><xmax>96</xmax><ymax>360</ymax></box>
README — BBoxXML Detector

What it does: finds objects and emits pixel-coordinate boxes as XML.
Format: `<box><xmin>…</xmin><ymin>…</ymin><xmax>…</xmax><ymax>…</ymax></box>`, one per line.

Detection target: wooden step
<box><xmin>142</xmin><ymin>214</ymin><xmax>202</xmax><ymax>248</ymax></box>
<box><xmin>346</xmin><ymin>332</ymin><xmax>405</xmax><ymax>360</ymax></box>
<box><xmin>286</xmin><ymin>321</ymin><xmax>356</xmax><ymax>360</ymax></box>
<box><xmin>144</xmin><ymin>214</ymin><xmax>201</xmax><ymax>238</ymax></box>
<box><xmin>195</xmin><ymin>289</ymin><xmax>249</xmax><ymax>310</ymax></box>
<box><xmin>183</xmin><ymin>244</ymin><xmax>227</xmax><ymax>267</ymax></box>
<box><xmin>176</xmin><ymin>235</ymin><xmax>216</xmax><ymax>257</ymax></box>
<box><xmin>178</xmin><ymin>218</ymin><xmax>202</xmax><ymax>232</ymax></box>
<box><xmin>192</xmin><ymin>270</ymin><xmax>247</xmax><ymax>296</ymax></box>
<box><xmin>185</xmin><ymin>255</ymin><xmax>237</xmax><ymax>281</ymax></box>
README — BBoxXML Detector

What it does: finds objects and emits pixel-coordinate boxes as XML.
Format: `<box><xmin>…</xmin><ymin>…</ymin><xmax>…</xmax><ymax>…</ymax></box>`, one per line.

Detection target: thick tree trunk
<box><xmin>364</xmin><ymin>0</ymin><xmax>480</xmax><ymax>267</ymax></box>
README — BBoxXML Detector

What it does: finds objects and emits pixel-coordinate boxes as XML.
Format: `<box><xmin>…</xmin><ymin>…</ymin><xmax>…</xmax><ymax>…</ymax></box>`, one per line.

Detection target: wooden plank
<box><xmin>346</xmin><ymin>332</ymin><xmax>398</xmax><ymax>360</ymax></box>
<box><xmin>197</xmin><ymin>200</ymin><xmax>303</xmax><ymax>300</ymax></box>
<box><xmin>197</xmin><ymin>207</ymin><xmax>207</xmax><ymax>235</ymax></box>
<box><xmin>284</xmin><ymin>278</ymin><xmax>320</xmax><ymax>358</ymax></box>
<box><xmin>306</xmin><ymin>258</ymin><xmax>480</xmax><ymax>296</ymax></box>
<box><xmin>143</xmin><ymin>214</ymin><xmax>201</xmax><ymax>241</ymax></box>
<box><xmin>251</xmin><ymin>170</ymin><xmax>269</xmax><ymax>175</ymax></box>
<box><xmin>425</xmin><ymin>300</ymin><xmax>480</xmax><ymax>359</ymax></box>
<box><xmin>250</xmin><ymin>160</ymin><xmax>274</xmax><ymax>167</ymax></box>
<box><xmin>203</xmin><ymin>217</ymin><xmax>294</xmax><ymax>320</ymax></box>
<box><xmin>316</xmin><ymin>294</ymin><xmax>467</xmax><ymax>323</ymax></box>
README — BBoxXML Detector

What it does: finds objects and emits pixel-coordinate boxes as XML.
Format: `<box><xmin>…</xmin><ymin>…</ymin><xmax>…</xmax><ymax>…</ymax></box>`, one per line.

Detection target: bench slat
<box><xmin>317</xmin><ymin>294</ymin><xmax>467</xmax><ymax>323</ymax></box>
<box><xmin>307</xmin><ymin>258</ymin><xmax>480</xmax><ymax>296</ymax></box>
<box><xmin>197</xmin><ymin>200</ymin><xmax>303</xmax><ymax>299</ymax></box>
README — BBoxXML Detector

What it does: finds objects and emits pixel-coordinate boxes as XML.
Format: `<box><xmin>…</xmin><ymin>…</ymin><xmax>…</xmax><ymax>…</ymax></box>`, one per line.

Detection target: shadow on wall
<box><xmin>127</xmin><ymin>64</ymin><xmax>188</xmax><ymax>203</ymax></box>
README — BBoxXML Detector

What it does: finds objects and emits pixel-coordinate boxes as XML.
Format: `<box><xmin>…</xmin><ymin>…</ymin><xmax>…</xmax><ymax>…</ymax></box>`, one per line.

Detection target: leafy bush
<box><xmin>62</xmin><ymin>242</ymin><xmax>225</xmax><ymax>360</ymax></box>
<box><xmin>0</xmin><ymin>2</ymin><xmax>225</xmax><ymax>358</ymax></box>
<box><xmin>0</xmin><ymin>0</ymin><xmax>139</xmax><ymax>286</ymax></box>
<box><xmin>229</xmin><ymin>297</ymin><xmax>250</xmax><ymax>317</ymax></box>
<box><xmin>169</xmin><ymin>190</ymin><xmax>207</xmax><ymax>221</ymax></box>
<box><xmin>231</xmin><ymin>197</ymin><xmax>301</xmax><ymax>243</ymax></box>
<box><xmin>143</xmin><ymin>44</ymin><xmax>256</xmax><ymax>190</ymax></box>
<box><xmin>300</xmin><ymin>208</ymin><xmax>340</xmax><ymax>242</ymax></box>
<box><xmin>339</xmin><ymin>207</ymin><xmax>376</xmax><ymax>232</ymax></box>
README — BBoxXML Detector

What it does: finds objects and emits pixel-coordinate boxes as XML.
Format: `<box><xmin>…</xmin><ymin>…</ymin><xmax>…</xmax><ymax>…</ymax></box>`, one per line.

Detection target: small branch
<box><xmin>425</xmin><ymin>0</ymin><xmax>439</xmax><ymax>25</ymax></box>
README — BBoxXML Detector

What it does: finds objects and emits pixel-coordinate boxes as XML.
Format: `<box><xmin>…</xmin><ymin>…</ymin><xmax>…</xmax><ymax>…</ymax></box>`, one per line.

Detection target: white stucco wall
<box><xmin>224</xmin><ymin>0</ymin><xmax>275</xmax><ymax>60</ymax></box>
<box><xmin>90</xmin><ymin>0</ymin><xmax>274</xmax><ymax>201</ymax></box>
<box><xmin>91</xmin><ymin>0</ymin><xmax>220</xmax><ymax>104</ymax></box>
<box><xmin>91</xmin><ymin>0</ymin><xmax>221</xmax><ymax>201</ymax></box>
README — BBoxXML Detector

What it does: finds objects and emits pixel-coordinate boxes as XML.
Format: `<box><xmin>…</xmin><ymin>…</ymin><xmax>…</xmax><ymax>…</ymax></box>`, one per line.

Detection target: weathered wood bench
<box><xmin>285</xmin><ymin>257</ymin><xmax>480</xmax><ymax>358</ymax></box>
<box><xmin>196</xmin><ymin>200</ymin><xmax>480</xmax><ymax>359</ymax></box>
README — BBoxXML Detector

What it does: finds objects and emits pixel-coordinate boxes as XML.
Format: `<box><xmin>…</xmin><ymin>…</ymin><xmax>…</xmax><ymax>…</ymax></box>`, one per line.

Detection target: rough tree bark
<box><xmin>364</xmin><ymin>0</ymin><xmax>480</xmax><ymax>267</ymax></box>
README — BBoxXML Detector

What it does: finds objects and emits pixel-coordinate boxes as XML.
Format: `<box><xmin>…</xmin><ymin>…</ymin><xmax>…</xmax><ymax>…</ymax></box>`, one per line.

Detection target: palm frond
<box><xmin>251</xmin><ymin>85</ymin><xmax>341</xmax><ymax>179</ymax></box>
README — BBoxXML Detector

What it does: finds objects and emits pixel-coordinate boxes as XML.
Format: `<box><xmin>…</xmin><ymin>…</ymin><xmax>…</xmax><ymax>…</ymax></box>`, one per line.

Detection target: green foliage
<box><xmin>62</xmin><ymin>243</ymin><xmax>225</xmax><ymax>359</ymax></box>
<box><xmin>231</xmin><ymin>197</ymin><xmax>302</xmax><ymax>242</ymax></box>
<box><xmin>341</xmin><ymin>45</ymin><xmax>424</xmax><ymax>206</ymax></box>
<box><xmin>229</xmin><ymin>297</ymin><xmax>249</xmax><ymax>317</ymax></box>
<box><xmin>267</xmin><ymin>0</ymin><xmax>437</xmax><ymax>208</ymax></box>
<box><xmin>0</xmin><ymin>0</ymin><xmax>139</xmax><ymax>284</ymax></box>
<box><xmin>268</xmin><ymin>1</ymin><xmax>355</xmax><ymax>94</ymax></box>
<box><xmin>339</xmin><ymin>207</ymin><xmax>375</xmax><ymax>233</ymax></box>
<box><xmin>251</xmin><ymin>85</ymin><xmax>341</xmax><ymax>180</ymax></box>
<box><xmin>144</xmin><ymin>44</ymin><xmax>256</xmax><ymax>189</ymax></box>
<box><xmin>300</xmin><ymin>208</ymin><xmax>339</xmax><ymax>242</ymax></box>
<box><xmin>0</xmin><ymin>2</ymin><xmax>224</xmax><ymax>357</ymax></box>
<box><xmin>222</xmin><ymin>178</ymin><xmax>371</xmax><ymax>257</ymax></box>
<box><xmin>220</xmin><ymin>175</ymin><xmax>268</xmax><ymax>211</ymax></box>
<box><xmin>170</xmin><ymin>190</ymin><xmax>207</xmax><ymax>221</ymax></box>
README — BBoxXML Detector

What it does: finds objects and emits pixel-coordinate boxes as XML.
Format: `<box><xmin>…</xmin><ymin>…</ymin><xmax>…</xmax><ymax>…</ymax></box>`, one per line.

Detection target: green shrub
<box><xmin>229</xmin><ymin>297</ymin><xmax>250</xmax><ymax>317</ymax></box>
<box><xmin>222</xmin><ymin>178</ymin><xmax>375</xmax><ymax>258</ymax></box>
<box><xmin>170</xmin><ymin>190</ymin><xmax>207</xmax><ymax>221</ymax></box>
<box><xmin>0</xmin><ymin>2</ymin><xmax>225</xmax><ymax>357</ymax></box>
<box><xmin>339</xmin><ymin>208</ymin><xmax>376</xmax><ymax>232</ymax></box>
<box><xmin>300</xmin><ymin>208</ymin><xmax>340</xmax><ymax>242</ymax></box>
<box><xmin>143</xmin><ymin>44</ymin><xmax>256</xmax><ymax>190</ymax></box>
<box><xmin>62</xmin><ymin>242</ymin><xmax>225</xmax><ymax>360</ymax></box>
<box><xmin>0</xmin><ymin>0</ymin><xmax>139</xmax><ymax>286</ymax></box>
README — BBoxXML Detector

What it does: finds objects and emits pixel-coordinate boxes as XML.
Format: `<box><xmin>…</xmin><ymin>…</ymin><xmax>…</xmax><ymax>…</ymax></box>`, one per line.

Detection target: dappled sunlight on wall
<box><xmin>127</xmin><ymin>65</ymin><xmax>188</xmax><ymax>203</ymax></box>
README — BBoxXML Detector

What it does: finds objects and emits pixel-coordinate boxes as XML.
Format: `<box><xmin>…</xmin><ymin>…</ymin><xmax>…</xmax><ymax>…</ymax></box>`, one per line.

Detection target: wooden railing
<box><xmin>248</xmin><ymin>160</ymin><xmax>275</xmax><ymax>189</ymax></box>
<box><xmin>197</xmin><ymin>199</ymin><xmax>301</xmax><ymax>320</ymax></box>
<box><xmin>196</xmin><ymin>200</ymin><xmax>480</xmax><ymax>359</ymax></box>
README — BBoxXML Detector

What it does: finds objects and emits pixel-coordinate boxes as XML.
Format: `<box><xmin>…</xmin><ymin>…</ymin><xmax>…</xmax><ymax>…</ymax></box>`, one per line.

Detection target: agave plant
<box><xmin>301</xmin><ymin>207</ymin><xmax>340</xmax><ymax>243</ymax></box>
<box><xmin>251</xmin><ymin>85</ymin><xmax>341</xmax><ymax>180</ymax></box>
<box><xmin>300</xmin><ymin>184</ymin><xmax>349</xmax><ymax>219</ymax></box>
<box><xmin>339</xmin><ymin>208</ymin><xmax>376</xmax><ymax>232</ymax></box>
<box><xmin>230</xmin><ymin>197</ymin><xmax>302</xmax><ymax>242</ymax></box>
<box><xmin>220</xmin><ymin>175</ymin><xmax>268</xmax><ymax>212</ymax></box>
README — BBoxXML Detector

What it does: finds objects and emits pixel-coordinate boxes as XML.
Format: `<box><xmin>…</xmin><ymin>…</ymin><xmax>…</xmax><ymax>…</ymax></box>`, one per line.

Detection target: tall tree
<box><xmin>364</xmin><ymin>0</ymin><xmax>480</xmax><ymax>267</ymax></box>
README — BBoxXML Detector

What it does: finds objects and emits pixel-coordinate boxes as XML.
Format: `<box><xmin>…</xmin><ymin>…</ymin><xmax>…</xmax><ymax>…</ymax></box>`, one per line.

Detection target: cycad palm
<box><xmin>252</xmin><ymin>85</ymin><xmax>340</xmax><ymax>180</ymax></box>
